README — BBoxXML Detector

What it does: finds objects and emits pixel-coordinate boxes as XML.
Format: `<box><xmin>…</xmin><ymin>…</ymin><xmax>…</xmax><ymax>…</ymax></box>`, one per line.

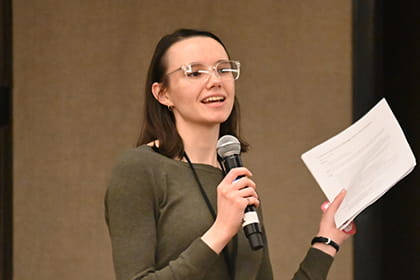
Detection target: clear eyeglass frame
<box><xmin>166</xmin><ymin>60</ymin><xmax>241</xmax><ymax>82</ymax></box>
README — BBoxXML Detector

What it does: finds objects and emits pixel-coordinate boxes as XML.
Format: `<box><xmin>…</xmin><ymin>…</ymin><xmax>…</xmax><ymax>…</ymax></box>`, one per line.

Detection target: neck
<box><xmin>177</xmin><ymin>122</ymin><xmax>220</xmax><ymax>167</ymax></box>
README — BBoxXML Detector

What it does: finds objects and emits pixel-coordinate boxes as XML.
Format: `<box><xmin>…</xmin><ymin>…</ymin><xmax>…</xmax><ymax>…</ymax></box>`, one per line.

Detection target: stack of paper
<box><xmin>301</xmin><ymin>98</ymin><xmax>416</xmax><ymax>229</ymax></box>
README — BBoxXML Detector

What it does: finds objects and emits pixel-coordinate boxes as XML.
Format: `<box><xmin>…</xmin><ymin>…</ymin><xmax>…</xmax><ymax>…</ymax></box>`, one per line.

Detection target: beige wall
<box><xmin>13</xmin><ymin>1</ymin><xmax>352</xmax><ymax>279</ymax></box>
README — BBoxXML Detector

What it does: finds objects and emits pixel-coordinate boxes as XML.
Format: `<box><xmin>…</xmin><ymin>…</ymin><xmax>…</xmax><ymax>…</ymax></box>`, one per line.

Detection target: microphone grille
<box><xmin>216</xmin><ymin>135</ymin><xmax>241</xmax><ymax>157</ymax></box>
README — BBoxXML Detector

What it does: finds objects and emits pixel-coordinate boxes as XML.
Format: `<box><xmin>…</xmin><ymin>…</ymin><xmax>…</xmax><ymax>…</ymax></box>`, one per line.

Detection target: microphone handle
<box><xmin>222</xmin><ymin>154</ymin><xmax>264</xmax><ymax>250</ymax></box>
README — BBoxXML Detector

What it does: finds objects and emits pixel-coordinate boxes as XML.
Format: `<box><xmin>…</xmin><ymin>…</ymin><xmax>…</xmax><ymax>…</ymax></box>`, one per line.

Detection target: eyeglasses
<box><xmin>166</xmin><ymin>60</ymin><xmax>240</xmax><ymax>82</ymax></box>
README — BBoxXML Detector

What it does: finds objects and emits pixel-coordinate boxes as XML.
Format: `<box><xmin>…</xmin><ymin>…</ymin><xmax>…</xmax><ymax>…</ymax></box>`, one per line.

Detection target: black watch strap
<box><xmin>311</xmin><ymin>236</ymin><xmax>340</xmax><ymax>252</ymax></box>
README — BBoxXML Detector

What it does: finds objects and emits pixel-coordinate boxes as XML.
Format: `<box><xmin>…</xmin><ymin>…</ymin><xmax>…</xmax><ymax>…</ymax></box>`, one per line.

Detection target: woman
<box><xmin>105</xmin><ymin>29</ymin><xmax>351</xmax><ymax>280</ymax></box>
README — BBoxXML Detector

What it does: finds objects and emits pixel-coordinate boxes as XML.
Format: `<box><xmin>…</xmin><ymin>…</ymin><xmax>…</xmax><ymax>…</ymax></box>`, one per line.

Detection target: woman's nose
<box><xmin>205</xmin><ymin>68</ymin><xmax>222</xmax><ymax>86</ymax></box>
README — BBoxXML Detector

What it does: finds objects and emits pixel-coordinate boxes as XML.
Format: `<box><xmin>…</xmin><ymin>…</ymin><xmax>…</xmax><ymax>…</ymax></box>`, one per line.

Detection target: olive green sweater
<box><xmin>105</xmin><ymin>145</ymin><xmax>333</xmax><ymax>280</ymax></box>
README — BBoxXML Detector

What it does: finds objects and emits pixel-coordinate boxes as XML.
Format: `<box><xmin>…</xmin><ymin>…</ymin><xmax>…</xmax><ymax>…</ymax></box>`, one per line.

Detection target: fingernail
<box><xmin>321</xmin><ymin>201</ymin><xmax>330</xmax><ymax>212</ymax></box>
<box><xmin>343</xmin><ymin>222</ymin><xmax>357</xmax><ymax>235</ymax></box>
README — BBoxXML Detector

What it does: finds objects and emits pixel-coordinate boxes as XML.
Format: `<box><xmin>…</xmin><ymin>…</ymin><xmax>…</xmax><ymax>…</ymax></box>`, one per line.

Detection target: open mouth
<box><xmin>202</xmin><ymin>96</ymin><xmax>225</xmax><ymax>104</ymax></box>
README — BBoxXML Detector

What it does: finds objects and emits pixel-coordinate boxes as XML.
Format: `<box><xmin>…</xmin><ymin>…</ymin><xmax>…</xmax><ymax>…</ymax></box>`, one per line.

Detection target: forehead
<box><xmin>165</xmin><ymin>36</ymin><xmax>229</xmax><ymax>68</ymax></box>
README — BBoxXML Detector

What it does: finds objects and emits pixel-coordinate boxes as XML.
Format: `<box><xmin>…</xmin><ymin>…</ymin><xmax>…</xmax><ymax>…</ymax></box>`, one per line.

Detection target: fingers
<box><xmin>318</xmin><ymin>188</ymin><xmax>356</xmax><ymax>243</ymax></box>
<box><xmin>223</xmin><ymin>167</ymin><xmax>252</xmax><ymax>184</ymax></box>
<box><xmin>244</xmin><ymin>196</ymin><xmax>260</xmax><ymax>208</ymax></box>
<box><xmin>218</xmin><ymin>167</ymin><xmax>259</xmax><ymax>206</ymax></box>
<box><xmin>320</xmin><ymin>201</ymin><xmax>331</xmax><ymax>213</ymax></box>
<box><xmin>343</xmin><ymin>222</ymin><xmax>357</xmax><ymax>235</ymax></box>
<box><xmin>223</xmin><ymin>168</ymin><xmax>256</xmax><ymax>191</ymax></box>
<box><xmin>325</xmin><ymin>189</ymin><xmax>346</xmax><ymax>215</ymax></box>
<box><xmin>213</xmin><ymin>168</ymin><xmax>261</xmax><ymax>242</ymax></box>
<box><xmin>240</xmin><ymin>188</ymin><xmax>260</xmax><ymax>207</ymax></box>
<box><xmin>220</xmin><ymin>167</ymin><xmax>257</xmax><ymax>193</ymax></box>
<box><xmin>237</xmin><ymin>184</ymin><xmax>258</xmax><ymax>198</ymax></box>
<box><xmin>233</xmin><ymin>176</ymin><xmax>256</xmax><ymax>192</ymax></box>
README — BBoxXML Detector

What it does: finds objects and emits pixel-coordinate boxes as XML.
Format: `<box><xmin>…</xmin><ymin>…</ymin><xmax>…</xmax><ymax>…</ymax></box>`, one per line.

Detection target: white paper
<box><xmin>301</xmin><ymin>98</ymin><xmax>416</xmax><ymax>229</ymax></box>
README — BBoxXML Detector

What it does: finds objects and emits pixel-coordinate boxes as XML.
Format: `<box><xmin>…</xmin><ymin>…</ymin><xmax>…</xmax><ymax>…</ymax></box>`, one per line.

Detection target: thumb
<box><xmin>327</xmin><ymin>189</ymin><xmax>347</xmax><ymax>214</ymax></box>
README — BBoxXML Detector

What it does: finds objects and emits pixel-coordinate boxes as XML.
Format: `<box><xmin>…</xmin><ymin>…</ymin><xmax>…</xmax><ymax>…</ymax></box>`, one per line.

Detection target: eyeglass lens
<box><xmin>185</xmin><ymin>61</ymin><xmax>239</xmax><ymax>81</ymax></box>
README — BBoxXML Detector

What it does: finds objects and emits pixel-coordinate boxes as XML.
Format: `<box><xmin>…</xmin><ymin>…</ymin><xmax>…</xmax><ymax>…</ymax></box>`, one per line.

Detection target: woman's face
<box><xmin>158</xmin><ymin>36</ymin><xmax>235</xmax><ymax>129</ymax></box>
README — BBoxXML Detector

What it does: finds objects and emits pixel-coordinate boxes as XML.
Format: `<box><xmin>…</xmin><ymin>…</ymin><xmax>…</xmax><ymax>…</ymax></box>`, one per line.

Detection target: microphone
<box><xmin>216</xmin><ymin>135</ymin><xmax>264</xmax><ymax>250</ymax></box>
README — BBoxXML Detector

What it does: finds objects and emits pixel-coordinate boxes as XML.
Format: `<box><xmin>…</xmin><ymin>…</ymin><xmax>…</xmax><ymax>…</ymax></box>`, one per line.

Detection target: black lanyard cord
<box><xmin>184</xmin><ymin>152</ymin><xmax>237</xmax><ymax>280</ymax></box>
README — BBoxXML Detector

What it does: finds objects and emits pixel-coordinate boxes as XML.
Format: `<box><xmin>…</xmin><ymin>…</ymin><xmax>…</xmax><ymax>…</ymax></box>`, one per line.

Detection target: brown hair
<box><xmin>137</xmin><ymin>29</ymin><xmax>249</xmax><ymax>158</ymax></box>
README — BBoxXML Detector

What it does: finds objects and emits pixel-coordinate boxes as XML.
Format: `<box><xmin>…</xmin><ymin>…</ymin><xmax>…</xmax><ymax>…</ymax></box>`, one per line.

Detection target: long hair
<box><xmin>137</xmin><ymin>29</ymin><xmax>249</xmax><ymax>158</ymax></box>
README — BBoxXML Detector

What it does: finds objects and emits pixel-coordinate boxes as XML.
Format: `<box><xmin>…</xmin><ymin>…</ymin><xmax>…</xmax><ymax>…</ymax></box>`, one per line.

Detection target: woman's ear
<box><xmin>152</xmin><ymin>82</ymin><xmax>172</xmax><ymax>107</ymax></box>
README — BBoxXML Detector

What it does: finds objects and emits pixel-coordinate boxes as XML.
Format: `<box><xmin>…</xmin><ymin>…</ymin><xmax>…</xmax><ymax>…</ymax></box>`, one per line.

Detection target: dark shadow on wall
<box><xmin>353</xmin><ymin>0</ymin><xmax>420</xmax><ymax>279</ymax></box>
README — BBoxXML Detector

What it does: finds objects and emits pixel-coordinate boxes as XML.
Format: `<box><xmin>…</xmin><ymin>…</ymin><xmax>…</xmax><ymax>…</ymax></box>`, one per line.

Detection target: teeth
<box><xmin>203</xmin><ymin>96</ymin><xmax>225</xmax><ymax>103</ymax></box>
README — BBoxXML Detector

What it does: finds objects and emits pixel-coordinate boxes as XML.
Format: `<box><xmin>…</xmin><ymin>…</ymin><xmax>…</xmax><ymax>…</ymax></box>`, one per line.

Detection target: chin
<box><xmin>212</xmin><ymin>116</ymin><xmax>231</xmax><ymax>125</ymax></box>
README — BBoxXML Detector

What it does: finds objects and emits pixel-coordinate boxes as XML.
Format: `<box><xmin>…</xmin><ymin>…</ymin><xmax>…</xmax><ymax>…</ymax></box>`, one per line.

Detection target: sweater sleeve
<box><xmin>256</xmin><ymin>209</ymin><xmax>274</xmax><ymax>279</ymax></box>
<box><xmin>104</xmin><ymin>149</ymin><xmax>219</xmax><ymax>280</ymax></box>
<box><xmin>255</xmin><ymin>241</ymin><xmax>274</xmax><ymax>280</ymax></box>
<box><xmin>292</xmin><ymin>248</ymin><xmax>334</xmax><ymax>280</ymax></box>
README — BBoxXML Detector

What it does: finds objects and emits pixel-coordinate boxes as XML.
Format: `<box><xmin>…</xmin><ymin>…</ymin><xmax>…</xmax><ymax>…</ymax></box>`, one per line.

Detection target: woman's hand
<box><xmin>201</xmin><ymin>167</ymin><xmax>258</xmax><ymax>254</ymax></box>
<box><xmin>312</xmin><ymin>189</ymin><xmax>354</xmax><ymax>256</ymax></box>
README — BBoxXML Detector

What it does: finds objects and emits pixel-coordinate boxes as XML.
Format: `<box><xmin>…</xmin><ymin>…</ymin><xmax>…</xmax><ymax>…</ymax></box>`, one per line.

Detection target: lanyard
<box><xmin>184</xmin><ymin>152</ymin><xmax>237</xmax><ymax>280</ymax></box>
